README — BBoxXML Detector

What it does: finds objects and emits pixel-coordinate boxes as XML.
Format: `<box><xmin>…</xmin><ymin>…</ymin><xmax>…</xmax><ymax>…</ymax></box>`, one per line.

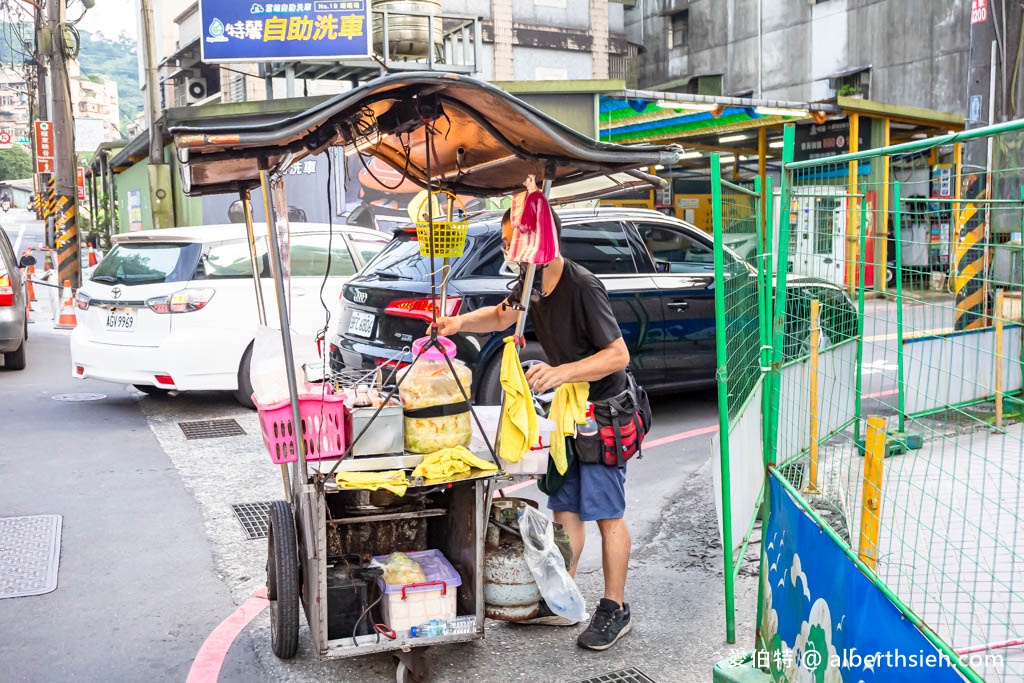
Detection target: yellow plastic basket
<box><xmin>415</xmin><ymin>191</ymin><xmax>469</xmax><ymax>258</ymax></box>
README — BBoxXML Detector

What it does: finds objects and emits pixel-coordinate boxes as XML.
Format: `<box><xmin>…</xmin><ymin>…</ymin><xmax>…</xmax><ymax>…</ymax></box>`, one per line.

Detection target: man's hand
<box><xmin>524</xmin><ymin>362</ymin><xmax>572</xmax><ymax>394</ymax></box>
<box><xmin>433</xmin><ymin>316</ymin><xmax>462</xmax><ymax>337</ymax></box>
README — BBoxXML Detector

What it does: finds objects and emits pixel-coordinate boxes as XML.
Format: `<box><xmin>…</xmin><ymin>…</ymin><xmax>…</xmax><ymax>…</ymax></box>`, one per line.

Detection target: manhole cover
<box><xmin>230</xmin><ymin>502</ymin><xmax>273</xmax><ymax>540</ymax></box>
<box><xmin>0</xmin><ymin>515</ymin><xmax>63</xmax><ymax>599</ymax></box>
<box><xmin>574</xmin><ymin>669</ymin><xmax>656</xmax><ymax>683</ymax></box>
<box><xmin>178</xmin><ymin>418</ymin><xmax>246</xmax><ymax>440</ymax></box>
<box><xmin>51</xmin><ymin>393</ymin><xmax>106</xmax><ymax>402</ymax></box>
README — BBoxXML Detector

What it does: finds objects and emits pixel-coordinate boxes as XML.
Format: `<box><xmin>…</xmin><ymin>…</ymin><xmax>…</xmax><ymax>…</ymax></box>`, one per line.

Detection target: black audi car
<box><xmin>329</xmin><ymin>208</ymin><xmax>856</xmax><ymax>404</ymax></box>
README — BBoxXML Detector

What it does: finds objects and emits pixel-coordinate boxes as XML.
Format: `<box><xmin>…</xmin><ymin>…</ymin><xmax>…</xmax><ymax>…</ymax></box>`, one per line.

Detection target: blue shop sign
<box><xmin>199</xmin><ymin>0</ymin><xmax>372</xmax><ymax>63</ymax></box>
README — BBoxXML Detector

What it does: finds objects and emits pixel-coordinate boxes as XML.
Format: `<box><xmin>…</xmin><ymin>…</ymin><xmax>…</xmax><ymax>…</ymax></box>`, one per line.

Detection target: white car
<box><xmin>70</xmin><ymin>222</ymin><xmax>388</xmax><ymax>406</ymax></box>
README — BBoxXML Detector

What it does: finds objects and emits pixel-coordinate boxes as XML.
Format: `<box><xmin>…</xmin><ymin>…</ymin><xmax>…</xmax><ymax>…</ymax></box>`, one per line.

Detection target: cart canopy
<box><xmin>169</xmin><ymin>72</ymin><xmax>682</xmax><ymax>200</ymax></box>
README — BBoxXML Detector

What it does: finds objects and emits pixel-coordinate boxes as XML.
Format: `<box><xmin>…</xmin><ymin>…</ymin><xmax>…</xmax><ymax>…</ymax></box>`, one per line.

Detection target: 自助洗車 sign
<box><xmin>199</xmin><ymin>0</ymin><xmax>372</xmax><ymax>63</ymax></box>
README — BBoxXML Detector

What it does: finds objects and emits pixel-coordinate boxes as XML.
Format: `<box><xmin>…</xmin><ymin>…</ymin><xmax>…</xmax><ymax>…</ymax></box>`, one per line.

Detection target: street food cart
<box><xmin>169</xmin><ymin>72</ymin><xmax>680</xmax><ymax>682</ymax></box>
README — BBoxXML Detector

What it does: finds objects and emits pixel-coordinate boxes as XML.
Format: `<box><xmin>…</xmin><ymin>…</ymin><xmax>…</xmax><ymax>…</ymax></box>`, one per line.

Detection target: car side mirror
<box><xmin>19</xmin><ymin>254</ymin><xmax>36</xmax><ymax>268</ymax></box>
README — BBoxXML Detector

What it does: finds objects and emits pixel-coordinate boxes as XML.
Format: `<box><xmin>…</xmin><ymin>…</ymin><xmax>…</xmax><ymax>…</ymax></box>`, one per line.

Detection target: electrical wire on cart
<box><xmin>352</xmin><ymin>586</ymin><xmax>392</xmax><ymax>646</ymax></box>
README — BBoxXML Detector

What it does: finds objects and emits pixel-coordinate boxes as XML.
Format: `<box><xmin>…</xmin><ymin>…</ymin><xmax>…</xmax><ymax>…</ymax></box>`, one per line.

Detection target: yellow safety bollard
<box><xmin>858</xmin><ymin>416</ymin><xmax>887</xmax><ymax>570</ymax></box>
<box><xmin>805</xmin><ymin>299</ymin><xmax>821</xmax><ymax>494</ymax></box>
<box><xmin>995</xmin><ymin>288</ymin><xmax>1004</xmax><ymax>429</ymax></box>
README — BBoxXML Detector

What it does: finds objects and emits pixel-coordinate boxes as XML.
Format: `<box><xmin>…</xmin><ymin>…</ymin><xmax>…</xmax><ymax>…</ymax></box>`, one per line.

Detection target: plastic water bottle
<box><xmin>577</xmin><ymin>403</ymin><xmax>598</xmax><ymax>438</ymax></box>
<box><xmin>410</xmin><ymin>618</ymin><xmax>446</xmax><ymax>637</ymax></box>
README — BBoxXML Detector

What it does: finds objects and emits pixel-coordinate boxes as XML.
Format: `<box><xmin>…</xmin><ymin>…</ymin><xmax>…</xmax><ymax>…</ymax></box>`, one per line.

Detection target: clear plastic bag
<box><xmin>250</xmin><ymin>325</ymin><xmax>308</xmax><ymax>404</ymax></box>
<box><xmin>518</xmin><ymin>505</ymin><xmax>589</xmax><ymax>623</ymax></box>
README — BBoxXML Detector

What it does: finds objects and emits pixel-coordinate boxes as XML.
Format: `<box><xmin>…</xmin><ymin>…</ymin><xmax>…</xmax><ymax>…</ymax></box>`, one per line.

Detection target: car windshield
<box><xmin>91</xmin><ymin>242</ymin><xmax>202</xmax><ymax>286</ymax></box>
<box><xmin>363</xmin><ymin>230</ymin><xmax>482</xmax><ymax>279</ymax></box>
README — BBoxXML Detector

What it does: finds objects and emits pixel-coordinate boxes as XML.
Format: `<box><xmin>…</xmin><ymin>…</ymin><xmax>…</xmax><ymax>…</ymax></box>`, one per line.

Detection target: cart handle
<box><xmin>401</xmin><ymin>580</ymin><xmax>447</xmax><ymax>599</ymax></box>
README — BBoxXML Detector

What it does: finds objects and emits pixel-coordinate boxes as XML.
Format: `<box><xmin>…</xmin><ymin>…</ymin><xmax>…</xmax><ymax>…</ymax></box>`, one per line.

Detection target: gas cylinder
<box><xmin>483</xmin><ymin>498</ymin><xmax>541</xmax><ymax>621</ymax></box>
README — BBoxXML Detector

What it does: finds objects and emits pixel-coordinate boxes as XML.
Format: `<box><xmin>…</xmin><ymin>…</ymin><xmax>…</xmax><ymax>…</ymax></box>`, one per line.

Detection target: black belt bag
<box><xmin>574</xmin><ymin>373</ymin><xmax>653</xmax><ymax>469</ymax></box>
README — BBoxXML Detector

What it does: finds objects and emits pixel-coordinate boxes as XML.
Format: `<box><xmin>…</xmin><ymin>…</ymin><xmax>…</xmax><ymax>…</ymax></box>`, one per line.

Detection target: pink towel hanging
<box><xmin>507</xmin><ymin>175</ymin><xmax>560</xmax><ymax>265</ymax></box>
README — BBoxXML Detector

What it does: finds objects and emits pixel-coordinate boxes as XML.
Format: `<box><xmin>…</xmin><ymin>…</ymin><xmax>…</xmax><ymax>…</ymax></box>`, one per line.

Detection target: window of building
<box><xmin>830</xmin><ymin>68</ymin><xmax>871</xmax><ymax>98</ymax></box>
<box><xmin>669</xmin><ymin>10</ymin><xmax>688</xmax><ymax>50</ymax></box>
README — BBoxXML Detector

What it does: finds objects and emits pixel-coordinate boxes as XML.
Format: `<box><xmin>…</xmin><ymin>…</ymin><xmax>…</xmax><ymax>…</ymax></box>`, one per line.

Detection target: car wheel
<box><xmin>133</xmin><ymin>385</ymin><xmax>170</xmax><ymax>396</ymax></box>
<box><xmin>477</xmin><ymin>341</ymin><xmax>553</xmax><ymax>414</ymax></box>
<box><xmin>4</xmin><ymin>338</ymin><xmax>26</xmax><ymax>370</ymax></box>
<box><xmin>234</xmin><ymin>342</ymin><xmax>256</xmax><ymax>410</ymax></box>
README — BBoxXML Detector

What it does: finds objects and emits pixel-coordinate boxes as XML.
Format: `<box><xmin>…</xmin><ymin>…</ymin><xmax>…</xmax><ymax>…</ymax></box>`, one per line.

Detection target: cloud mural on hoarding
<box><xmin>759</xmin><ymin>476</ymin><xmax>967</xmax><ymax>682</ymax></box>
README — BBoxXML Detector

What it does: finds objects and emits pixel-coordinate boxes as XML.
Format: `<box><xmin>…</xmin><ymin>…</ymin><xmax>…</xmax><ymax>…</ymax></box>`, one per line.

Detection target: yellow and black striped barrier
<box><xmin>953</xmin><ymin>173</ymin><xmax>988</xmax><ymax>331</ymax></box>
<box><xmin>53</xmin><ymin>192</ymin><xmax>80</xmax><ymax>289</ymax></box>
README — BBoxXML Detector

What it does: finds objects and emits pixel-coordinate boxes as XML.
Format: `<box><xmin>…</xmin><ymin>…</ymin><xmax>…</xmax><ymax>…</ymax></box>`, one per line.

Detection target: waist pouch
<box><xmin>573</xmin><ymin>374</ymin><xmax>653</xmax><ymax>469</ymax></box>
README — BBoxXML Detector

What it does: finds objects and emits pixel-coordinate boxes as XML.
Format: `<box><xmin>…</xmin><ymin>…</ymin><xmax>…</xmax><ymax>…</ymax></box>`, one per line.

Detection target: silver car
<box><xmin>0</xmin><ymin>226</ymin><xmax>32</xmax><ymax>370</ymax></box>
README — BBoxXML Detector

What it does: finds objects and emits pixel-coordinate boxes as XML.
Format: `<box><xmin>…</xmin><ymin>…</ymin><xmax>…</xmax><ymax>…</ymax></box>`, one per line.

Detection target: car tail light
<box><xmin>146</xmin><ymin>288</ymin><xmax>215</xmax><ymax>314</ymax></box>
<box><xmin>0</xmin><ymin>274</ymin><xmax>12</xmax><ymax>307</ymax></box>
<box><xmin>154</xmin><ymin>374</ymin><xmax>175</xmax><ymax>386</ymax></box>
<box><xmin>385</xmin><ymin>297</ymin><xmax>461</xmax><ymax>322</ymax></box>
<box><xmin>75</xmin><ymin>365</ymin><xmax>84</xmax><ymax>376</ymax></box>
<box><xmin>75</xmin><ymin>290</ymin><xmax>91</xmax><ymax>310</ymax></box>
<box><xmin>376</xmin><ymin>358</ymin><xmax>410</xmax><ymax>370</ymax></box>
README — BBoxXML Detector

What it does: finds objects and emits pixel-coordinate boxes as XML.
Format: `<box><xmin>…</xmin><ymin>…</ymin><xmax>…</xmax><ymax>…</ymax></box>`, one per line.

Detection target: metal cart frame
<box><xmin>168</xmin><ymin>72</ymin><xmax>681</xmax><ymax>683</ymax></box>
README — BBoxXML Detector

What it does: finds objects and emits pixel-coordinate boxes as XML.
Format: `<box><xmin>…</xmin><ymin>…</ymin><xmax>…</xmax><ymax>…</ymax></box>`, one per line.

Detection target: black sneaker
<box><xmin>518</xmin><ymin>599</ymin><xmax>579</xmax><ymax>626</ymax></box>
<box><xmin>576</xmin><ymin>598</ymin><xmax>631</xmax><ymax>650</ymax></box>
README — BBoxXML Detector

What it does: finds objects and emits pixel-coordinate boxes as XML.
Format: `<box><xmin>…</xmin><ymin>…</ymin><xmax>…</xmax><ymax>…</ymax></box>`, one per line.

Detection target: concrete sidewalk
<box><xmin>815</xmin><ymin>417</ymin><xmax>1024</xmax><ymax>682</ymax></box>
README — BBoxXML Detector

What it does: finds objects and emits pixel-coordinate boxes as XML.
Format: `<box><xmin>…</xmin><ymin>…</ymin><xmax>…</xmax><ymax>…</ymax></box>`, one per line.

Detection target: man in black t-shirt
<box><xmin>435</xmin><ymin>212</ymin><xmax>634</xmax><ymax>651</ymax></box>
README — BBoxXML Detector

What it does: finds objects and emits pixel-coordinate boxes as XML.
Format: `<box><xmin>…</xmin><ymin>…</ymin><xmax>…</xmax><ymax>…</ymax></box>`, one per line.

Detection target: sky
<box><xmin>76</xmin><ymin>2</ymin><xmax>138</xmax><ymax>41</ymax></box>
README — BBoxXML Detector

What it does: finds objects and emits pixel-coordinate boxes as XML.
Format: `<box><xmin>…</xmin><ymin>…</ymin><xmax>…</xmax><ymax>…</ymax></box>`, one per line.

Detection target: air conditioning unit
<box><xmin>187</xmin><ymin>78</ymin><xmax>207</xmax><ymax>103</ymax></box>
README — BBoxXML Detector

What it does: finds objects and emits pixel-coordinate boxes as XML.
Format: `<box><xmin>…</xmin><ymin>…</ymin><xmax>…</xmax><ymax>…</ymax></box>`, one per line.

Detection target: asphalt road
<box><xmin>1</xmin><ymin>211</ymin><xmax>261</xmax><ymax>682</ymax></box>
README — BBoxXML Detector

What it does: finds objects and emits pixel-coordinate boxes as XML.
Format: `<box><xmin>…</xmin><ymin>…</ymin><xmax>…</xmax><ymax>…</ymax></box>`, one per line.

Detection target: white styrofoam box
<box><xmin>374</xmin><ymin>550</ymin><xmax>461</xmax><ymax>633</ymax></box>
<box><xmin>470</xmin><ymin>406</ymin><xmax>553</xmax><ymax>474</ymax></box>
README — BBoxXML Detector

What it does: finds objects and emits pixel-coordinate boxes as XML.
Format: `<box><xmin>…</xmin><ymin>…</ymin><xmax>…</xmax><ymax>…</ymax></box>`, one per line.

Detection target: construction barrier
<box><xmin>712</xmin><ymin>119</ymin><xmax>1024</xmax><ymax>682</ymax></box>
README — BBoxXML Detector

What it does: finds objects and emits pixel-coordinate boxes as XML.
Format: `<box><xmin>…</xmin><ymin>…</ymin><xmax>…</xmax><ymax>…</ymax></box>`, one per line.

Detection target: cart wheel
<box><xmin>395</xmin><ymin>649</ymin><xmax>433</xmax><ymax>683</ymax></box>
<box><xmin>267</xmin><ymin>500</ymin><xmax>300</xmax><ymax>659</ymax></box>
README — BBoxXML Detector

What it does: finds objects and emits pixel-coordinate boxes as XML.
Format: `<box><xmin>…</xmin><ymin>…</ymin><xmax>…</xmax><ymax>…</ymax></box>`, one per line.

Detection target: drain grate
<box><xmin>0</xmin><ymin>515</ymin><xmax>63</xmax><ymax>599</ymax></box>
<box><xmin>178</xmin><ymin>418</ymin><xmax>246</xmax><ymax>440</ymax></box>
<box><xmin>574</xmin><ymin>669</ymin><xmax>656</xmax><ymax>683</ymax></box>
<box><xmin>230</xmin><ymin>502</ymin><xmax>273</xmax><ymax>540</ymax></box>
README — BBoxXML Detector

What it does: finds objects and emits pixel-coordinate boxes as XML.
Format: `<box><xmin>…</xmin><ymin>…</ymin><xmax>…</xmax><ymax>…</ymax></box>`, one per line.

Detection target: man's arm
<box><xmin>434</xmin><ymin>301</ymin><xmax>520</xmax><ymax>336</ymax></box>
<box><xmin>524</xmin><ymin>337</ymin><xmax>630</xmax><ymax>394</ymax></box>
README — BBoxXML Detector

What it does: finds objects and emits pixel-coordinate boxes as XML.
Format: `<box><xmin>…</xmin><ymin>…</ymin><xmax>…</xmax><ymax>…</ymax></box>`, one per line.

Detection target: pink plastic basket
<box><xmin>255</xmin><ymin>392</ymin><xmax>349</xmax><ymax>464</ymax></box>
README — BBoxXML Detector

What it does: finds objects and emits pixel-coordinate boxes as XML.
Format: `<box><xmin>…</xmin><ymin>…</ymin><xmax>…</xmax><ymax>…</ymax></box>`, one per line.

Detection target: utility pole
<box><xmin>956</xmin><ymin>2</ymin><xmax>996</xmax><ymax>331</ymax></box>
<box><xmin>47</xmin><ymin>0</ymin><xmax>81</xmax><ymax>288</ymax></box>
<box><xmin>139</xmin><ymin>0</ymin><xmax>175</xmax><ymax>229</ymax></box>
<box><xmin>31</xmin><ymin>3</ymin><xmax>49</xmax><ymax>224</ymax></box>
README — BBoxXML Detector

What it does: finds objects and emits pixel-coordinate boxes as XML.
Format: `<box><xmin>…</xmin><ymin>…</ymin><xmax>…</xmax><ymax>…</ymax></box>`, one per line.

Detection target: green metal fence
<box><xmin>714</xmin><ymin>119</ymin><xmax>1024</xmax><ymax>681</ymax></box>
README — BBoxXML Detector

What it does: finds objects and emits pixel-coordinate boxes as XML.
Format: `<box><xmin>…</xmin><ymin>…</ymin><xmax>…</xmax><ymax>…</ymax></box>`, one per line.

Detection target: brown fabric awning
<box><xmin>169</xmin><ymin>72</ymin><xmax>683</xmax><ymax>199</ymax></box>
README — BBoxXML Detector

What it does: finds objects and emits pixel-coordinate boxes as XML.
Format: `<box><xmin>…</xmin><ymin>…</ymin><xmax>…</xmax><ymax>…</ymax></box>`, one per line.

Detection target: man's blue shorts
<box><xmin>546</xmin><ymin>442</ymin><xmax>627</xmax><ymax>522</ymax></box>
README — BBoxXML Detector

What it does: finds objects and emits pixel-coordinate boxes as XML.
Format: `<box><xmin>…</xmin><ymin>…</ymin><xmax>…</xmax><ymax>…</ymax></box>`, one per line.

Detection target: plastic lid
<box><xmin>412</xmin><ymin>335</ymin><xmax>456</xmax><ymax>360</ymax></box>
<box><xmin>372</xmin><ymin>549</ymin><xmax>463</xmax><ymax>595</ymax></box>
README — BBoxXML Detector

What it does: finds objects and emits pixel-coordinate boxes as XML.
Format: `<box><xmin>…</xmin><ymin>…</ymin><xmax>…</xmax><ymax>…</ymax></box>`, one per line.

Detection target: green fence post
<box><xmin>766</xmin><ymin>124</ymin><xmax>797</xmax><ymax>466</ymax></box>
<box><xmin>894</xmin><ymin>182</ymin><xmax>907</xmax><ymax>431</ymax></box>
<box><xmin>854</xmin><ymin>188</ymin><xmax>868</xmax><ymax>444</ymax></box>
<box><xmin>710</xmin><ymin>154</ymin><xmax>736</xmax><ymax>644</ymax></box>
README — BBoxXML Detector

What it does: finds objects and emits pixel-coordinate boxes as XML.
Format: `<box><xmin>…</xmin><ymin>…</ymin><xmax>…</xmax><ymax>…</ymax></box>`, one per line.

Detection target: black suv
<box><xmin>329</xmin><ymin>208</ymin><xmax>855</xmax><ymax>403</ymax></box>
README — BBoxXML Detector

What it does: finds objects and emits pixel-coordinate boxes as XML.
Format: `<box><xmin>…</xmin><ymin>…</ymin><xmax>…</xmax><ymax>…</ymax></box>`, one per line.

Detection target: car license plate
<box><xmin>105</xmin><ymin>308</ymin><xmax>136</xmax><ymax>332</ymax></box>
<box><xmin>347</xmin><ymin>310</ymin><xmax>375</xmax><ymax>338</ymax></box>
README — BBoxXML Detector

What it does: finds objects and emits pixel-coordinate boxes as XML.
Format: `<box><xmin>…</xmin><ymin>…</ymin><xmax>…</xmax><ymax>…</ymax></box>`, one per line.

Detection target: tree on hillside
<box><xmin>0</xmin><ymin>146</ymin><xmax>31</xmax><ymax>180</ymax></box>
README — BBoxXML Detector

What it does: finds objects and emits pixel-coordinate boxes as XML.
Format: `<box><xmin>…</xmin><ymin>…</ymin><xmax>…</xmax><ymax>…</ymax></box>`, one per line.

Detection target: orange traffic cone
<box><xmin>55</xmin><ymin>280</ymin><xmax>77</xmax><ymax>330</ymax></box>
<box><xmin>25</xmin><ymin>263</ymin><xmax>36</xmax><ymax>301</ymax></box>
<box><xmin>88</xmin><ymin>246</ymin><xmax>98</xmax><ymax>267</ymax></box>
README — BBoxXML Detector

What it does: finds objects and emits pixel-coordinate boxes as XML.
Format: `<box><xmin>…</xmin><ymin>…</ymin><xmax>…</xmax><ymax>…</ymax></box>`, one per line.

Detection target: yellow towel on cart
<box><xmin>548</xmin><ymin>382</ymin><xmax>590</xmax><ymax>475</ymax></box>
<box><xmin>335</xmin><ymin>470</ymin><xmax>409</xmax><ymax>497</ymax></box>
<box><xmin>499</xmin><ymin>336</ymin><xmax>538</xmax><ymax>463</ymax></box>
<box><xmin>412</xmin><ymin>446</ymin><xmax>498</xmax><ymax>481</ymax></box>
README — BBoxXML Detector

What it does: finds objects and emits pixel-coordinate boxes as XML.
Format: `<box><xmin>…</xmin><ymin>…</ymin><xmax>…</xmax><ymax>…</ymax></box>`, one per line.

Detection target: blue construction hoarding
<box><xmin>199</xmin><ymin>0</ymin><xmax>372</xmax><ymax>63</ymax></box>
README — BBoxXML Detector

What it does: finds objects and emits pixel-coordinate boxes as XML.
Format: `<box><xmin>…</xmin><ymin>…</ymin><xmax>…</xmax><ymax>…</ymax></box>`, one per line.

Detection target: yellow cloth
<box><xmin>499</xmin><ymin>336</ymin><xmax>538</xmax><ymax>463</ymax></box>
<box><xmin>335</xmin><ymin>470</ymin><xmax>408</xmax><ymax>497</ymax></box>
<box><xmin>548</xmin><ymin>382</ymin><xmax>590</xmax><ymax>475</ymax></box>
<box><xmin>412</xmin><ymin>446</ymin><xmax>498</xmax><ymax>480</ymax></box>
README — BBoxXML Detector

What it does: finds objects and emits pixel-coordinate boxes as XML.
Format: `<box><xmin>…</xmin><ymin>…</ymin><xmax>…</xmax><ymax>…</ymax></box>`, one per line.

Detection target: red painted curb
<box><xmin>187</xmin><ymin>591</ymin><xmax>269</xmax><ymax>683</ymax></box>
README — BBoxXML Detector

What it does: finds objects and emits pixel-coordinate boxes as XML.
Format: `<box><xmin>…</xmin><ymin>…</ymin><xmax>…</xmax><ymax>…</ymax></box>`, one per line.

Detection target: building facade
<box><xmin>626</xmin><ymin>0</ymin><xmax>969</xmax><ymax>114</ymax></box>
<box><xmin>0</xmin><ymin>67</ymin><xmax>32</xmax><ymax>148</ymax></box>
<box><xmin>68</xmin><ymin>59</ymin><xmax>122</xmax><ymax>146</ymax></box>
